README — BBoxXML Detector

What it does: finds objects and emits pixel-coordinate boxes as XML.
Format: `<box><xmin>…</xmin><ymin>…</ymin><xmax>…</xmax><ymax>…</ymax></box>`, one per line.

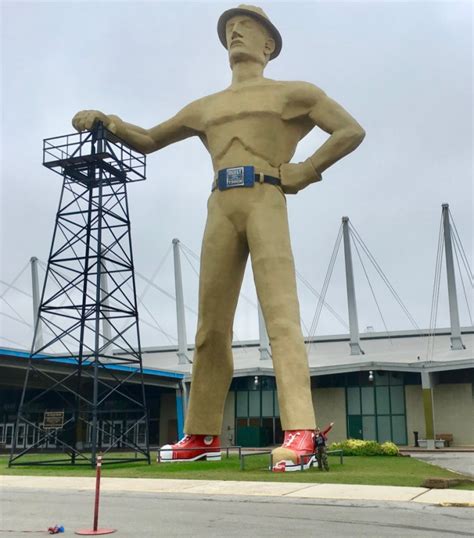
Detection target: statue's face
<box><xmin>225</xmin><ymin>15</ymin><xmax>274</xmax><ymax>67</ymax></box>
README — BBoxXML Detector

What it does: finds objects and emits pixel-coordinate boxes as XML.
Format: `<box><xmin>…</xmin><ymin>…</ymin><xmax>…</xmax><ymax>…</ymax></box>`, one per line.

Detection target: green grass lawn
<box><xmin>2</xmin><ymin>453</ymin><xmax>473</xmax><ymax>489</ymax></box>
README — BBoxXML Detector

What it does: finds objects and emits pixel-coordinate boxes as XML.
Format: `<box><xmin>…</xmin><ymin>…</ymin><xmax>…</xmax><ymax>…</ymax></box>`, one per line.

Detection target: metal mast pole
<box><xmin>100</xmin><ymin>251</ymin><xmax>112</xmax><ymax>357</ymax></box>
<box><xmin>342</xmin><ymin>217</ymin><xmax>363</xmax><ymax>355</ymax></box>
<box><xmin>91</xmin><ymin>125</ymin><xmax>105</xmax><ymax>466</ymax></box>
<box><xmin>442</xmin><ymin>204</ymin><xmax>465</xmax><ymax>350</ymax></box>
<box><xmin>172</xmin><ymin>239</ymin><xmax>189</xmax><ymax>364</ymax></box>
<box><xmin>30</xmin><ymin>256</ymin><xmax>43</xmax><ymax>351</ymax></box>
<box><xmin>258</xmin><ymin>302</ymin><xmax>271</xmax><ymax>360</ymax></box>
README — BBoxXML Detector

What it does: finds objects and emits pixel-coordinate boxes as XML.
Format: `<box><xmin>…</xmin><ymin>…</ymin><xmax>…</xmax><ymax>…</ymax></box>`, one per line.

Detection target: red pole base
<box><xmin>75</xmin><ymin>529</ymin><xmax>117</xmax><ymax>535</ymax></box>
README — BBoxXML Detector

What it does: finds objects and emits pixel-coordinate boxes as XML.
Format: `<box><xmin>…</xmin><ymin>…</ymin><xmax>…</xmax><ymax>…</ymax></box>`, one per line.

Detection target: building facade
<box><xmin>1</xmin><ymin>328</ymin><xmax>473</xmax><ymax>451</ymax></box>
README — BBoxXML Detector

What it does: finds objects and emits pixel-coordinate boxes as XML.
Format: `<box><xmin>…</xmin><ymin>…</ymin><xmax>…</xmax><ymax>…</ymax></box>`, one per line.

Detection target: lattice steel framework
<box><xmin>9</xmin><ymin>123</ymin><xmax>150</xmax><ymax>466</ymax></box>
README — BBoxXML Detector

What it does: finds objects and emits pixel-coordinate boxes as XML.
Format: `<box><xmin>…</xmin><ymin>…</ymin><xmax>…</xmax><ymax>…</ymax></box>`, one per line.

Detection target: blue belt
<box><xmin>212</xmin><ymin>166</ymin><xmax>281</xmax><ymax>192</ymax></box>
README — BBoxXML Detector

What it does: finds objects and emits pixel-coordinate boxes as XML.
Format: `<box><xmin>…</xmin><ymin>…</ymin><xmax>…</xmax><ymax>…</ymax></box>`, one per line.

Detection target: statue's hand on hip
<box><xmin>280</xmin><ymin>160</ymin><xmax>320</xmax><ymax>195</ymax></box>
<box><xmin>72</xmin><ymin>110</ymin><xmax>119</xmax><ymax>134</ymax></box>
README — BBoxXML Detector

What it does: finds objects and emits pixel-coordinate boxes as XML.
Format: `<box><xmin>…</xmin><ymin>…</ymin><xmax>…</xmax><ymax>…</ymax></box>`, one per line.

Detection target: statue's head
<box><xmin>217</xmin><ymin>5</ymin><xmax>282</xmax><ymax>68</ymax></box>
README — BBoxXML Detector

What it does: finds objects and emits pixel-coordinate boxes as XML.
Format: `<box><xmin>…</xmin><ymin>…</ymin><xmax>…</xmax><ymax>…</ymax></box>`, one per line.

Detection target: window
<box><xmin>346</xmin><ymin>372</ymin><xmax>407</xmax><ymax>444</ymax></box>
<box><xmin>233</xmin><ymin>376</ymin><xmax>280</xmax><ymax>444</ymax></box>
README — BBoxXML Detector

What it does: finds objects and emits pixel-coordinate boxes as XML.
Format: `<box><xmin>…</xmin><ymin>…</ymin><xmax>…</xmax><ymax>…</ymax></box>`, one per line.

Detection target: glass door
<box><xmin>5</xmin><ymin>423</ymin><xmax>14</xmax><ymax>448</ymax></box>
<box><xmin>26</xmin><ymin>424</ymin><xmax>36</xmax><ymax>447</ymax></box>
<box><xmin>16</xmin><ymin>424</ymin><xmax>26</xmax><ymax>449</ymax></box>
<box><xmin>345</xmin><ymin>372</ymin><xmax>407</xmax><ymax>444</ymax></box>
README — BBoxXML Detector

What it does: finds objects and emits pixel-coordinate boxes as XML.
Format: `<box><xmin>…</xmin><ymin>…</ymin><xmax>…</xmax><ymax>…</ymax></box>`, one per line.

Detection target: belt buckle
<box><xmin>218</xmin><ymin>166</ymin><xmax>254</xmax><ymax>191</ymax></box>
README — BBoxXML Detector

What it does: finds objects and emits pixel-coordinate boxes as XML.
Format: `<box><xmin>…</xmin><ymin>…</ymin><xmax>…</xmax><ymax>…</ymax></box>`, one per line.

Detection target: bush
<box><xmin>380</xmin><ymin>441</ymin><xmax>399</xmax><ymax>456</ymax></box>
<box><xmin>329</xmin><ymin>439</ymin><xmax>400</xmax><ymax>456</ymax></box>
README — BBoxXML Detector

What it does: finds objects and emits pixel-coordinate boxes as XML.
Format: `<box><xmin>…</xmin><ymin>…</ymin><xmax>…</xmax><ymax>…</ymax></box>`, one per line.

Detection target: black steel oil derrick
<box><xmin>9</xmin><ymin>123</ymin><xmax>150</xmax><ymax>466</ymax></box>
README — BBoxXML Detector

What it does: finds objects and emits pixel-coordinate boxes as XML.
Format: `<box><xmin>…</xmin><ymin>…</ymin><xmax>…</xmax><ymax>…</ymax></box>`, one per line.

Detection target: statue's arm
<box><xmin>306</xmin><ymin>87</ymin><xmax>365</xmax><ymax>174</ymax></box>
<box><xmin>281</xmin><ymin>83</ymin><xmax>365</xmax><ymax>194</ymax></box>
<box><xmin>72</xmin><ymin>101</ymin><xmax>203</xmax><ymax>155</ymax></box>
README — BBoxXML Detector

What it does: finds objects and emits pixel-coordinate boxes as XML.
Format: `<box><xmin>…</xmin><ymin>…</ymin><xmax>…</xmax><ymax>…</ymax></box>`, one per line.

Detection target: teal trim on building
<box><xmin>0</xmin><ymin>348</ymin><xmax>185</xmax><ymax>379</ymax></box>
<box><xmin>176</xmin><ymin>393</ymin><xmax>184</xmax><ymax>440</ymax></box>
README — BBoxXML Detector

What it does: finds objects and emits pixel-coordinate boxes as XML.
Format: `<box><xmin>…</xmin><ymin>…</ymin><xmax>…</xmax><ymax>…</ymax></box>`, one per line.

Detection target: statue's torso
<box><xmin>197</xmin><ymin>80</ymin><xmax>314</xmax><ymax>175</ymax></box>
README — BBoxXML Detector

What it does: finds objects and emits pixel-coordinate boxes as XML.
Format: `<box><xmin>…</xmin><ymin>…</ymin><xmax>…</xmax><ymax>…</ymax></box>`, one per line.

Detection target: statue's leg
<box><xmin>184</xmin><ymin>194</ymin><xmax>249</xmax><ymax>435</ymax></box>
<box><xmin>247</xmin><ymin>186</ymin><xmax>315</xmax><ymax>431</ymax></box>
<box><xmin>248</xmin><ymin>185</ymin><xmax>315</xmax><ymax>471</ymax></box>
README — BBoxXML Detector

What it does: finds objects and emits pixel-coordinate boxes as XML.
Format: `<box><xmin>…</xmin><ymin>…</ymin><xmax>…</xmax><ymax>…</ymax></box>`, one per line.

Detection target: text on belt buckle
<box><xmin>218</xmin><ymin>166</ymin><xmax>255</xmax><ymax>191</ymax></box>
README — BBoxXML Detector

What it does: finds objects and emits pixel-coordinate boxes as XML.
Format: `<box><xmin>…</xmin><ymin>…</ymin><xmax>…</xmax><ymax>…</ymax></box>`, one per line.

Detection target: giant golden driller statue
<box><xmin>73</xmin><ymin>4</ymin><xmax>365</xmax><ymax>471</ymax></box>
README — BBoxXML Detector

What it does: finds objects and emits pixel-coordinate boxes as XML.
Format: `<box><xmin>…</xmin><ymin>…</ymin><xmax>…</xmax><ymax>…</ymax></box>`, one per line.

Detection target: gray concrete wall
<box><xmin>312</xmin><ymin>387</ymin><xmax>346</xmax><ymax>442</ymax></box>
<box><xmin>433</xmin><ymin>383</ymin><xmax>474</xmax><ymax>446</ymax></box>
<box><xmin>405</xmin><ymin>384</ymin><xmax>425</xmax><ymax>443</ymax></box>
<box><xmin>159</xmin><ymin>392</ymin><xmax>177</xmax><ymax>445</ymax></box>
<box><xmin>221</xmin><ymin>391</ymin><xmax>235</xmax><ymax>446</ymax></box>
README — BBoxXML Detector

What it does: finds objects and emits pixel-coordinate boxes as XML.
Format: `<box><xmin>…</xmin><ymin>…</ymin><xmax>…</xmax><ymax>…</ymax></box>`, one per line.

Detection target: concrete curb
<box><xmin>1</xmin><ymin>475</ymin><xmax>473</xmax><ymax>506</ymax></box>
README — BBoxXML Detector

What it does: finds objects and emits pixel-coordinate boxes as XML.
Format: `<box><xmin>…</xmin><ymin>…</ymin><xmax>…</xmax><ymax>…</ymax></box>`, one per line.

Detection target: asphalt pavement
<box><xmin>1</xmin><ymin>474</ymin><xmax>473</xmax><ymax>537</ymax></box>
<box><xmin>405</xmin><ymin>451</ymin><xmax>474</xmax><ymax>478</ymax></box>
<box><xmin>1</xmin><ymin>488</ymin><xmax>473</xmax><ymax>538</ymax></box>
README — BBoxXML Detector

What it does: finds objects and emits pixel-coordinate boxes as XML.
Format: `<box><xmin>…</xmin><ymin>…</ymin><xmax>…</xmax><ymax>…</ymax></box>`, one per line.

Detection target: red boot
<box><xmin>271</xmin><ymin>430</ymin><xmax>315</xmax><ymax>472</ymax></box>
<box><xmin>159</xmin><ymin>434</ymin><xmax>221</xmax><ymax>462</ymax></box>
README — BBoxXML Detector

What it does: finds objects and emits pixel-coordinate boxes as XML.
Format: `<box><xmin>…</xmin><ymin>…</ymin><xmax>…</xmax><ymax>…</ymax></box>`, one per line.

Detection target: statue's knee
<box><xmin>267</xmin><ymin>319</ymin><xmax>302</xmax><ymax>342</ymax></box>
<box><xmin>195</xmin><ymin>328</ymin><xmax>230</xmax><ymax>353</ymax></box>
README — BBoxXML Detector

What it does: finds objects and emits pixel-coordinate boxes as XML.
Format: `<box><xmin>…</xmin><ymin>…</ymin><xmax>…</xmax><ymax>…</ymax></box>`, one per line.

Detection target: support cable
<box><xmin>0</xmin><ymin>280</ymin><xmax>32</xmax><ymax>299</ymax></box>
<box><xmin>296</xmin><ymin>270</ymin><xmax>349</xmax><ymax>331</ymax></box>
<box><xmin>0</xmin><ymin>261</ymin><xmax>31</xmax><ymax>299</ymax></box>
<box><xmin>137</xmin><ymin>245</ymin><xmax>173</xmax><ymax>303</ymax></box>
<box><xmin>449</xmin><ymin>209</ymin><xmax>473</xmax><ymax>286</ymax></box>
<box><xmin>0</xmin><ymin>296</ymin><xmax>31</xmax><ymax>328</ymax></box>
<box><xmin>180</xmin><ymin>246</ymin><xmax>201</xmax><ymax>280</ymax></box>
<box><xmin>452</xmin><ymin>229</ymin><xmax>474</xmax><ymax>290</ymax></box>
<box><xmin>135</xmin><ymin>270</ymin><xmax>197</xmax><ymax>315</ymax></box>
<box><xmin>453</xmin><ymin>235</ymin><xmax>473</xmax><ymax>326</ymax></box>
<box><xmin>351</xmin><ymin>230</ymin><xmax>392</xmax><ymax>343</ymax></box>
<box><xmin>426</xmin><ymin>216</ymin><xmax>444</xmax><ymax>361</ymax></box>
<box><xmin>135</xmin><ymin>297</ymin><xmax>177</xmax><ymax>344</ymax></box>
<box><xmin>0</xmin><ymin>311</ymin><xmax>32</xmax><ymax>328</ymax></box>
<box><xmin>0</xmin><ymin>309</ymin><xmax>78</xmax><ymax>355</ymax></box>
<box><xmin>179</xmin><ymin>242</ymin><xmax>200</xmax><ymax>263</ymax></box>
<box><xmin>307</xmin><ymin>224</ymin><xmax>343</xmax><ymax>355</ymax></box>
<box><xmin>0</xmin><ymin>335</ymin><xmax>31</xmax><ymax>348</ymax></box>
<box><xmin>37</xmin><ymin>259</ymin><xmax>79</xmax><ymax>311</ymax></box>
<box><xmin>114</xmin><ymin>280</ymin><xmax>180</xmax><ymax>345</ymax></box>
<box><xmin>349</xmin><ymin>222</ymin><xmax>420</xmax><ymax>330</ymax></box>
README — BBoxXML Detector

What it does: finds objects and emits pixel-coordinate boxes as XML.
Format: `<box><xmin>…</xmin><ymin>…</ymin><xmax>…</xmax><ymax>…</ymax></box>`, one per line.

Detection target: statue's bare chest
<box><xmin>202</xmin><ymin>87</ymin><xmax>284</xmax><ymax>131</ymax></box>
<box><xmin>197</xmin><ymin>83</ymin><xmax>305</xmax><ymax>165</ymax></box>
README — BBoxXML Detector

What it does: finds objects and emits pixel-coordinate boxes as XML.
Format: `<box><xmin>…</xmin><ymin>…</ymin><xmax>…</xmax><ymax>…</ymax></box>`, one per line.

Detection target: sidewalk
<box><xmin>2</xmin><ymin>475</ymin><xmax>473</xmax><ymax>506</ymax></box>
<box><xmin>400</xmin><ymin>447</ymin><xmax>474</xmax><ymax>453</ymax></box>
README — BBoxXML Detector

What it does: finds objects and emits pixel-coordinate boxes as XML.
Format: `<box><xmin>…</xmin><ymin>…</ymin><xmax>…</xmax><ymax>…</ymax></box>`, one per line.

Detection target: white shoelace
<box><xmin>283</xmin><ymin>432</ymin><xmax>301</xmax><ymax>447</ymax></box>
<box><xmin>177</xmin><ymin>435</ymin><xmax>191</xmax><ymax>446</ymax></box>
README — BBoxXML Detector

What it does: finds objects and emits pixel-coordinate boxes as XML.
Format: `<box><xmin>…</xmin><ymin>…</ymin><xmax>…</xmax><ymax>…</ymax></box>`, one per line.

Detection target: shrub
<box><xmin>380</xmin><ymin>441</ymin><xmax>399</xmax><ymax>456</ymax></box>
<box><xmin>328</xmin><ymin>439</ymin><xmax>400</xmax><ymax>456</ymax></box>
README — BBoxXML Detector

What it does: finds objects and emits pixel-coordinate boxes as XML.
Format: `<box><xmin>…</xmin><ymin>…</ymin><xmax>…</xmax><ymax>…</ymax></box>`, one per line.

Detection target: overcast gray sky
<box><xmin>1</xmin><ymin>0</ymin><xmax>472</xmax><ymax>351</ymax></box>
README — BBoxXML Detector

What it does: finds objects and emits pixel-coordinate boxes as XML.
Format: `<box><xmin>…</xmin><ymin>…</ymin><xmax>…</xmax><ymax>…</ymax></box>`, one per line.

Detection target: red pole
<box><xmin>93</xmin><ymin>454</ymin><xmax>102</xmax><ymax>531</ymax></box>
<box><xmin>75</xmin><ymin>453</ymin><xmax>116</xmax><ymax>535</ymax></box>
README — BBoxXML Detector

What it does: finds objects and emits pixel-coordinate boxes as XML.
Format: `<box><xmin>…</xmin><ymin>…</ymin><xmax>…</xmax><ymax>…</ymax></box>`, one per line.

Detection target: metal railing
<box><xmin>240</xmin><ymin>449</ymin><xmax>344</xmax><ymax>471</ymax></box>
<box><xmin>156</xmin><ymin>445</ymin><xmax>344</xmax><ymax>471</ymax></box>
<box><xmin>240</xmin><ymin>450</ymin><xmax>272</xmax><ymax>471</ymax></box>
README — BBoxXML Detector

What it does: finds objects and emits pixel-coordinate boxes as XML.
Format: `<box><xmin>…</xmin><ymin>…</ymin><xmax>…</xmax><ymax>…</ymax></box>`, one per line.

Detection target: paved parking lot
<box><xmin>406</xmin><ymin>452</ymin><xmax>474</xmax><ymax>478</ymax></box>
